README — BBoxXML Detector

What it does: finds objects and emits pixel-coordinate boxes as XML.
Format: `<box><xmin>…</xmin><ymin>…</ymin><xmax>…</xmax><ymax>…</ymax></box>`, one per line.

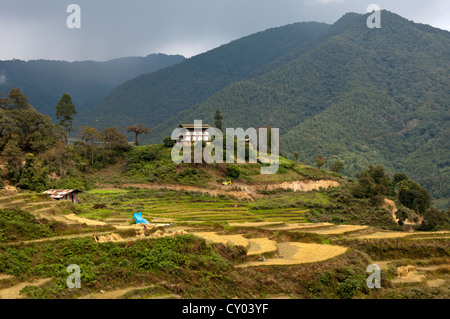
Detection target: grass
<box><xmin>74</xmin><ymin>188</ymin><xmax>310</xmax><ymax>224</ymax></box>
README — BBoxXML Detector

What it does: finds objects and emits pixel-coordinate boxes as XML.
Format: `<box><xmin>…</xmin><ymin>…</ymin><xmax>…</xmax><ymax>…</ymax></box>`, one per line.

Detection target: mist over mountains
<box><xmin>0</xmin><ymin>54</ymin><xmax>185</xmax><ymax>119</ymax></box>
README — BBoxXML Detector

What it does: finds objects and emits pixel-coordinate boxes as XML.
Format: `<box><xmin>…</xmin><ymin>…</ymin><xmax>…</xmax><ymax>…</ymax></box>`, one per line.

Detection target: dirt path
<box><xmin>121</xmin><ymin>183</ymin><xmax>255</xmax><ymax>201</ymax></box>
<box><xmin>356</xmin><ymin>230</ymin><xmax>450</xmax><ymax>239</ymax></box>
<box><xmin>302</xmin><ymin>225</ymin><xmax>369</xmax><ymax>235</ymax></box>
<box><xmin>258</xmin><ymin>180</ymin><xmax>339</xmax><ymax>192</ymax></box>
<box><xmin>0</xmin><ymin>278</ymin><xmax>52</xmax><ymax>299</ymax></box>
<box><xmin>120</xmin><ymin>179</ymin><xmax>340</xmax><ymax>201</ymax></box>
<box><xmin>64</xmin><ymin>213</ymin><xmax>108</xmax><ymax>226</ymax></box>
<box><xmin>5</xmin><ymin>231</ymin><xmax>115</xmax><ymax>246</ymax></box>
<box><xmin>78</xmin><ymin>286</ymin><xmax>154</xmax><ymax>299</ymax></box>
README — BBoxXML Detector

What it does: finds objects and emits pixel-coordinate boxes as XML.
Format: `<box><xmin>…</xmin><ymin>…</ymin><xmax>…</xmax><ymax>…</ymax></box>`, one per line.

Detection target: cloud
<box><xmin>0</xmin><ymin>1</ymin><xmax>448</xmax><ymax>61</ymax></box>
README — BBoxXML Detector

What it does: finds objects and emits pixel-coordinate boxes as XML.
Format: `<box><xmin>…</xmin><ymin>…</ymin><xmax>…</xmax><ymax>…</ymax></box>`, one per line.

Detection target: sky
<box><xmin>0</xmin><ymin>0</ymin><xmax>449</xmax><ymax>62</ymax></box>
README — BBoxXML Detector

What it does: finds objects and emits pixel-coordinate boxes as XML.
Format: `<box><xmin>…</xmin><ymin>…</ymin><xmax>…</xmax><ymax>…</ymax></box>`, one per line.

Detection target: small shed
<box><xmin>43</xmin><ymin>189</ymin><xmax>81</xmax><ymax>204</ymax></box>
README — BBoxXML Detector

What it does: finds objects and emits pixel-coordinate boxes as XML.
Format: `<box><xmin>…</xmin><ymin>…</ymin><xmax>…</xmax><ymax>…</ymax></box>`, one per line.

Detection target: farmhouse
<box><xmin>176</xmin><ymin>124</ymin><xmax>212</xmax><ymax>144</ymax></box>
<box><xmin>43</xmin><ymin>189</ymin><xmax>81</xmax><ymax>204</ymax></box>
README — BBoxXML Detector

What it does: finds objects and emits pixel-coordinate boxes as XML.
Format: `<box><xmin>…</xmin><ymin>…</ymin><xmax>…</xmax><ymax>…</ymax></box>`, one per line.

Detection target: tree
<box><xmin>393</xmin><ymin>173</ymin><xmax>408</xmax><ymax>187</ymax></box>
<box><xmin>214</xmin><ymin>109</ymin><xmax>223</xmax><ymax>132</ymax></box>
<box><xmin>352</xmin><ymin>165</ymin><xmax>393</xmax><ymax>200</ymax></box>
<box><xmin>163</xmin><ymin>136</ymin><xmax>175</xmax><ymax>148</ymax></box>
<box><xmin>79</xmin><ymin>126</ymin><xmax>102</xmax><ymax>145</ymax></box>
<box><xmin>315</xmin><ymin>155</ymin><xmax>327</xmax><ymax>169</ymax></box>
<box><xmin>2</xmin><ymin>88</ymin><xmax>29</xmax><ymax>110</ymax></box>
<box><xmin>293</xmin><ymin>151</ymin><xmax>300</xmax><ymax>162</ymax></box>
<box><xmin>56</xmin><ymin>94</ymin><xmax>77</xmax><ymax>144</ymax></box>
<box><xmin>126</xmin><ymin>124</ymin><xmax>152</xmax><ymax>146</ymax></box>
<box><xmin>397</xmin><ymin>178</ymin><xmax>431</xmax><ymax>214</ymax></box>
<box><xmin>330</xmin><ymin>160</ymin><xmax>345</xmax><ymax>173</ymax></box>
<box><xmin>102</xmin><ymin>127</ymin><xmax>129</xmax><ymax>151</ymax></box>
<box><xmin>1</xmin><ymin>88</ymin><xmax>62</xmax><ymax>153</ymax></box>
<box><xmin>78</xmin><ymin>126</ymin><xmax>102</xmax><ymax>164</ymax></box>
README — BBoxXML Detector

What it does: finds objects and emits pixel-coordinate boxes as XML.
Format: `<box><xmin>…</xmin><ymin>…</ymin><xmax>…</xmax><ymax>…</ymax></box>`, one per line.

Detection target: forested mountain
<box><xmin>146</xmin><ymin>11</ymin><xmax>449</xmax><ymax>207</ymax></box>
<box><xmin>75</xmin><ymin>22</ymin><xmax>331</xmax><ymax>130</ymax></box>
<box><xmin>0</xmin><ymin>54</ymin><xmax>185</xmax><ymax>119</ymax></box>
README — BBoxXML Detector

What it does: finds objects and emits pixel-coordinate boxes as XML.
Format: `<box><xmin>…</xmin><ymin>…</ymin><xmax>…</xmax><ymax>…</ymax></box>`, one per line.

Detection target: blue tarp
<box><xmin>133</xmin><ymin>212</ymin><xmax>150</xmax><ymax>224</ymax></box>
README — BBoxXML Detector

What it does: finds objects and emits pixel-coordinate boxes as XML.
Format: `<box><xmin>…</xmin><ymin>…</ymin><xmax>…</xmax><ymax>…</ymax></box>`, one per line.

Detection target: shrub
<box><xmin>163</xmin><ymin>136</ymin><xmax>175</xmax><ymax>148</ymax></box>
<box><xmin>226</xmin><ymin>164</ymin><xmax>241</xmax><ymax>179</ymax></box>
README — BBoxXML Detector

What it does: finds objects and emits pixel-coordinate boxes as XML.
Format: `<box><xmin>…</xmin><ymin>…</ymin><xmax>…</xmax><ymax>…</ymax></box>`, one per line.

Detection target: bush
<box><xmin>226</xmin><ymin>164</ymin><xmax>241</xmax><ymax>179</ymax></box>
<box><xmin>163</xmin><ymin>136</ymin><xmax>175</xmax><ymax>148</ymax></box>
<box><xmin>337</xmin><ymin>274</ymin><xmax>366</xmax><ymax>299</ymax></box>
<box><xmin>0</xmin><ymin>209</ymin><xmax>55</xmax><ymax>242</ymax></box>
<box><xmin>397</xmin><ymin>179</ymin><xmax>431</xmax><ymax>214</ymax></box>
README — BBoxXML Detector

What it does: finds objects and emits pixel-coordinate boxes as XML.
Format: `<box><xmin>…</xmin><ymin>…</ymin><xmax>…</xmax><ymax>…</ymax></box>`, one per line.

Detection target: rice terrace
<box><xmin>0</xmin><ymin>147</ymin><xmax>448</xmax><ymax>299</ymax></box>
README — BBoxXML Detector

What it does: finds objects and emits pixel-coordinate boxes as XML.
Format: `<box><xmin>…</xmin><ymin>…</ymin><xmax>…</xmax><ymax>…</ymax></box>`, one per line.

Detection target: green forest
<box><xmin>146</xmin><ymin>11</ymin><xmax>450</xmax><ymax>208</ymax></box>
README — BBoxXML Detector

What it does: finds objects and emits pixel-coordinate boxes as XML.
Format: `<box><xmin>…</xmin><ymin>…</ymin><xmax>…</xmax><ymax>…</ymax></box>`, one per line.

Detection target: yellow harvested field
<box><xmin>304</xmin><ymin>225</ymin><xmax>368</xmax><ymax>235</ymax></box>
<box><xmin>356</xmin><ymin>231</ymin><xmax>412</xmax><ymax>239</ymax></box>
<box><xmin>65</xmin><ymin>214</ymin><xmax>107</xmax><ymax>226</ymax></box>
<box><xmin>265</xmin><ymin>222</ymin><xmax>334</xmax><ymax>231</ymax></box>
<box><xmin>247</xmin><ymin>238</ymin><xmax>278</xmax><ymax>256</ymax></box>
<box><xmin>237</xmin><ymin>242</ymin><xmax>347</xmax><ymax>267</ymax></box>
<box><xmin>357</xmin><ymin>230</ymin><xmax>450</xmax><ymax>239</ymax></box>
<box><xmin>192</xmin><ymin>232</ymin><xmax>250</xmax><ymax>248</ymax></box>
<box><xmin>228</xmin><ymin>222</ymin><xmax>285</xmax><ymax>227</ymax></box>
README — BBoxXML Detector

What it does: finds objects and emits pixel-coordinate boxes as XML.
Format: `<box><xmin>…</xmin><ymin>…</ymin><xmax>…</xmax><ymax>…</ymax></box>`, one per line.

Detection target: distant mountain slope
<box><xmin>150</xmin><ymin>11</ymin><xmax>450</xmax><ymax>207</ymax></box>
<box><xmin>0</xmin><ymin>54</ymin><xmax>185</xmax><ymax>118</ymax></box>
<box><xmin>75</xmin><ymin>22</ymin><xmax>331</xmax><ymax>130</ymax></box>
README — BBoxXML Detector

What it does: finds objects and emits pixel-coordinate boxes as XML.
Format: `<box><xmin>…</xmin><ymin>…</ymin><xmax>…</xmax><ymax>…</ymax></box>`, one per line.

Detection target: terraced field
<box><xmin>0</xmin><ymin>187</ymin><xmax>448</xmax><ymax>299</ymax></box>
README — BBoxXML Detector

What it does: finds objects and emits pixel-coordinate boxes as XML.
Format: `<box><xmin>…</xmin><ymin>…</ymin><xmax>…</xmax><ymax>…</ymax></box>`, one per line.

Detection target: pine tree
<box><xmin>56</xmin><ymin>94</ymin><xmax>77</xmax><ymax>144</ymax></box>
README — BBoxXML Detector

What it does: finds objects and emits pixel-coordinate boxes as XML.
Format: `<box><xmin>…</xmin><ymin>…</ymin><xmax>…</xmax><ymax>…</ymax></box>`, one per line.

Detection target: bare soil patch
<box><xmin>0</xmin><ymin>278</ymin><xmax>52</xmax><ymax>299</ymax></box>
<box><xmin>258</xmin><ymin>180</ymin><xmax>339</xmax><ymax>192</ymax></box>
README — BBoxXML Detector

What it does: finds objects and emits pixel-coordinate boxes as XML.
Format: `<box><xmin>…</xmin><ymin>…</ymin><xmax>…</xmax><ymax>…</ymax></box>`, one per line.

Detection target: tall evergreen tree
<box><xmin>214</xmin><ymin>109</ymin><xmax>223</xmax><ymax>132</ymax></box>
<box><xmin>56</xmin><ymin>94</ymin><xmax>77</xmax><ymax>144</ymax></box>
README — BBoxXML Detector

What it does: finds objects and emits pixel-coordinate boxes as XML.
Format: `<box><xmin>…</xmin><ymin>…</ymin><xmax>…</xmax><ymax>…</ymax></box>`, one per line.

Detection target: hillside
<box><xmin>0</xmin><ymin>53</ymin><xmax>185</xmax><ymax>118</ymax></box>
<box><xmin>147</xmin><ymin>11</ymin><xmax>450</xmax><ymax>208</ymax></box>
<box><xmin>74</xmin><ymin>22</ymin><xmax>331</xmax><ymax>130</ymax></box>
<box><xmin>0</xmin><ymin>143</ymin><xmax>449</xmax><ymax>300</ymax></box>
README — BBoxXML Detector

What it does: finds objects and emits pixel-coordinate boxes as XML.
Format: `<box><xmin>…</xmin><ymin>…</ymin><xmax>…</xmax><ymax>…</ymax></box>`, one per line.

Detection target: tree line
<box><xmin>0</xmin><ymin>88</ymin><xmax>152</xmax><ymax>191</ymax></box>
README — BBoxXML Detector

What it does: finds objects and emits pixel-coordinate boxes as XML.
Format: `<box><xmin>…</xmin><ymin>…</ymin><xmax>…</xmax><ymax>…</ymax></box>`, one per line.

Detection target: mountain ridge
<box><xmin>0</xmin><ymin>53</ymin><xmax>186</xmax><ymax>118</ymax></box>
<box><xmin>144</xmin><ymin>10</ymin><xmax>449</xmax><ymax>207</ymax></box>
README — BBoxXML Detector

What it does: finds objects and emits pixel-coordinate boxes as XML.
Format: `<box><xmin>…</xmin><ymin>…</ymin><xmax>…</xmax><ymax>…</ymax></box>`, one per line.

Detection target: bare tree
<box><xmin>126</xmin><ymin>124</ymin><xmax>152</xmax><ymax>146</ymax></box>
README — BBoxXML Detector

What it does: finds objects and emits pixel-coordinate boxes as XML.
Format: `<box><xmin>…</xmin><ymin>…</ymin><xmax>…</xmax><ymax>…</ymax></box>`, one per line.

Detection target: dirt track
<box><xmin>120</xmin><ymin>179</ymin><xmax>341</xmax><ymax>202</ymax></box>
<box><xmin>0</xmin><ymin>278</ymin><xmax>52</xmax><ymax>299</ymax></box>
<box><xmin>121</xmin><ymin>183</ymin><xmax>255</xmax><ymax>201</ymax></box>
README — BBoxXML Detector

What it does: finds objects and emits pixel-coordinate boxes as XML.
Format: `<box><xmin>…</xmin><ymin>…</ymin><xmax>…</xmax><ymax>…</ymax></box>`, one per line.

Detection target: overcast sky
<box><xmin>1</xmin><ymin>0</ymin><xmax>449</xmax><ymax>61</ymax></box>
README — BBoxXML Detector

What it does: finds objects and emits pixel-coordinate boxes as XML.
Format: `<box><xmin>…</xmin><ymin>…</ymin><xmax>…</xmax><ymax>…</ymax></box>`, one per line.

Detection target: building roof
<box><xmin>179</xmin><ymin>124</ymin><xmax>211</xmax><ymax>130</ymax></box>
<box><xmin>43</xmin><ymin>189</ymin><xmax>80</xmax><ymax>199</ymax></box>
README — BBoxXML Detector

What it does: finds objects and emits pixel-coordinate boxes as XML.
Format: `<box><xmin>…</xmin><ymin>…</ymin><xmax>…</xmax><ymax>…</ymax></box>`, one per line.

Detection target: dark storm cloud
<box><xmin>0</xmin><ymin>0</ymin><xmax>448</xmax><ymax>61</ymax></box>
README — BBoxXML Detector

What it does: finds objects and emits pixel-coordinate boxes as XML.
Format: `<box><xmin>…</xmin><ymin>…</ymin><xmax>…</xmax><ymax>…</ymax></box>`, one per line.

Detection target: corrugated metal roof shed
<box><xmin>43</xmin><ymin>189</ymin><xmax>80</xmax><ymax>199</ymax></box>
